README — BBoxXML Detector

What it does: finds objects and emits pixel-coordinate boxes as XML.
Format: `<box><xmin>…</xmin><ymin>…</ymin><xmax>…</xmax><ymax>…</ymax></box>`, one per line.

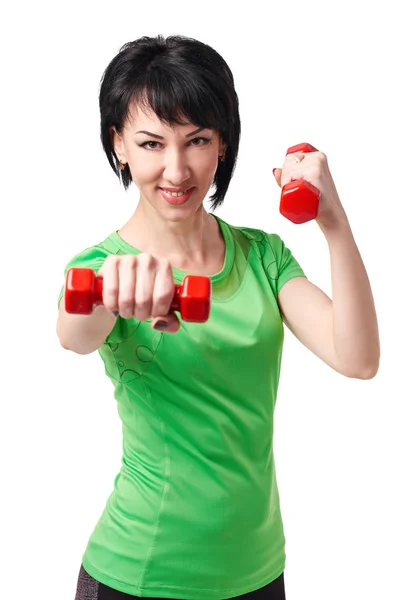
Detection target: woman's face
<box><xmin>112</xmin><ymin>103</ymin><xmax>226</xmax><ymax>220</ymax></box>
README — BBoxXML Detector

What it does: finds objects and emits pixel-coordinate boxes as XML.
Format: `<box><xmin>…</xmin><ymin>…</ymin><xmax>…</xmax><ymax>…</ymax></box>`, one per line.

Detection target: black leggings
<box><xmin>74</xmin><ymin>565</ymin><xmax>286</xmax><ymax>600</ymax></box>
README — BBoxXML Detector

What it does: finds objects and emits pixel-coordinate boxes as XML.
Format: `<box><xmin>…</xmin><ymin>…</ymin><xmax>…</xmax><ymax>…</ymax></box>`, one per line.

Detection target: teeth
<box><xmin>163</xmin><ymin>189</ymin><xmax>187</xmax><ymax>197</ymax></box>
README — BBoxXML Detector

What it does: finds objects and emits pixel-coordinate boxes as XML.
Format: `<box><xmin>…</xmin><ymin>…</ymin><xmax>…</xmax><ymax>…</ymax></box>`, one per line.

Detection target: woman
<box><xmin>57</xmin><ymin>34</ymin><xmax>380</xmax><ymax>600</ymax></box>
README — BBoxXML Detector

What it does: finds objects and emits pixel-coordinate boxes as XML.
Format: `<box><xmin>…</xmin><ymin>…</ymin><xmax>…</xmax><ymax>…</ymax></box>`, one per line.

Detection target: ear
<box><xmin>218</xmin><ymin>134</ymin><xmax>227</xmax><ymax>157</ymax></box>
<box><xmin>111</xmin><ymin>126</ymin><xmax>125</xmax><ymax>162</ymax></box>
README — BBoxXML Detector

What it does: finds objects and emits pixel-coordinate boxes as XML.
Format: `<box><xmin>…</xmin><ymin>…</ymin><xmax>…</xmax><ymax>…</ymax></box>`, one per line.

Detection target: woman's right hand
<box><xmin>98</xmin><ymin>254</ymin><xmax>181</xmax><ymax>333</ymax></box>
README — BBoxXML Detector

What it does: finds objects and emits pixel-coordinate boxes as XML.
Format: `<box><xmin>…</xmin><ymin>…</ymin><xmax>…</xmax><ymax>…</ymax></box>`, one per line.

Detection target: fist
<box><xmin>98</xmin><ymin>254</ymin><xmax>180</xmax><ymax>333</ymax></box>
<box><xmin>273</xmin><ymin>147</ymin><xmax>346</xmax><ymax>229</ymax></box>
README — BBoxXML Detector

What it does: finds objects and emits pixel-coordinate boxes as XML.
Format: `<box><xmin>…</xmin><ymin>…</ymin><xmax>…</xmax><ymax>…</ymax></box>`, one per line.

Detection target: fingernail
<box><xmin>153</xmin><ymin>319</ymin><xmax>168</xmax><ymax>330</ymax></box>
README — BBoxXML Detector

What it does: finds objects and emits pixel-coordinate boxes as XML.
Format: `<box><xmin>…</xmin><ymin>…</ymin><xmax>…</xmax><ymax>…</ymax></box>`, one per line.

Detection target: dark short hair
<box><xmin>99</xmin><ymin>34</ymin><xmax>241</xmax><ymax>211</ymax></box>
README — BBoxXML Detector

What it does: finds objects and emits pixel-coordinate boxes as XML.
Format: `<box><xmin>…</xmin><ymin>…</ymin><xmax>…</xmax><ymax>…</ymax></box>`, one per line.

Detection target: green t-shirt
<box><xmin>58</xmin><ymin>215</ymin><xmax>306</xmax><ymax>599</ymax></box>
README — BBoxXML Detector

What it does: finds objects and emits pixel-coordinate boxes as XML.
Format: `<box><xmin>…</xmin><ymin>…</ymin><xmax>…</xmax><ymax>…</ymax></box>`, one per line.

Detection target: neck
<box><xmin>118</xmin><ymin>197</ymin><xmax>217</xmax><ymax>266</ymax></box>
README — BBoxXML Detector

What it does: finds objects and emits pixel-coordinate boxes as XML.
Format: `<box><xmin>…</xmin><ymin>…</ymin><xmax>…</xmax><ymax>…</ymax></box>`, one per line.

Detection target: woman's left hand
<box><xmin>273</xmin><ymin>150</ymin><xmax>348</xmax><ymax>231</ymax></box>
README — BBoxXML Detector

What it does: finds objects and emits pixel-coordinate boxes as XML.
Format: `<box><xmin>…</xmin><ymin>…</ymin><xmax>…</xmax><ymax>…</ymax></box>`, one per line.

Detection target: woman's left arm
<box><xmin>274</xmin><ymin>151</ymin><xmax>380</xmax><ymax>380</ymax></box>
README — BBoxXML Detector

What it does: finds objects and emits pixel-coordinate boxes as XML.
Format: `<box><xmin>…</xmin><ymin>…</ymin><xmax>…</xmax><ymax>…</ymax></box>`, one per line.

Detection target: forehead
<box><xmin>126</xmin><ymin>102</ymin><xmax>193</xmax><ymax>134</ymax></box>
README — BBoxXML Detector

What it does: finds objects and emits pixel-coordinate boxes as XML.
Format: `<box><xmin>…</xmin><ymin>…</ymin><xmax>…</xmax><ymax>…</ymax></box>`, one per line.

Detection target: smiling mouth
<box><xmin>158</xmin><ymin>187</ymin><xmax>195</xmax><ymax>205</ymax></box>
<box><xmin>159</xmin><ymin>187</ymin><xmax>194</xmax><ymax>196</ymax></box>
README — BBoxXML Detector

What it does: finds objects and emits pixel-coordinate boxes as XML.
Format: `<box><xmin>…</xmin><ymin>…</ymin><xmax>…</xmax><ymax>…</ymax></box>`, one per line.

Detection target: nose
<box><xmin>162</xmin><ymin>149</ymin><xmax>191</xmax><ymax>186</ymax></box>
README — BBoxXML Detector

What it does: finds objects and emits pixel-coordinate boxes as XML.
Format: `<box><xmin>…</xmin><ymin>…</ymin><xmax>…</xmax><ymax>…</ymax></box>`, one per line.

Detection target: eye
<box><xmin>190</xmin><ymin>136</ymin><xmax>211</xmax><ymax>146</ymax></box>
<box><xmin>138</xmin><ymin>137</ymin><xmax>211</xmax><ymax>151</ymax></box>
<box><xmin>139</xmin><ymin>141</ymin><xmax>161</xmax><ymax>150</ymax></box>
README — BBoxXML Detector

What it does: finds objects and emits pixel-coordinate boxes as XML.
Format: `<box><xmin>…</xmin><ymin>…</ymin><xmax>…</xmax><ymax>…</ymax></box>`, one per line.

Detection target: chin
<box><xmin>161</xmin><ymin>204</ymin><xmax>205</xmax><ymax>222</ymax></box>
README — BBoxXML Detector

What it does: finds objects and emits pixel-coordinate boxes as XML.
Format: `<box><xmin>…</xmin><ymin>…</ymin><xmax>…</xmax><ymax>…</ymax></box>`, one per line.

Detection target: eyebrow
<box><xmin>134</xmin><ymin>126</ymin><xmax>207</xmax><ymax>139</ymax></box>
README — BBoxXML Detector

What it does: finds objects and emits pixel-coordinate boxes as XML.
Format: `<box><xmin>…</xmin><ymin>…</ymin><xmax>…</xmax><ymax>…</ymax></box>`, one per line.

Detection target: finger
<box><xmin>286</xmin><ymin>152</ymin><xmax>305</xmax><ymax>163</ymax></box>
<box><xmin>151</xmin><ymin>260</ymin><xmax>175</xmax><ymax>317</ymax></box>
<box><xmin>276</xmin><ymin>167</ymin><xmax>301</xmax><ymax>187</ymax></box>
<box><xmin>118</xmin><ymin>255</ymin><xmax>137</xmax><ymax>319</ymax></box>
<box><xmin>101</xmin><ymin>255</ymin><xmax>120</xmax><ymax>314</ymax></box>
<box><xmin>280</xmin><ymin>157</ymin><xmax>307</xmax><ymax>187</ymax></box>
<box><xmin>152</xmin><ymin>314</ymin><xmax>181</xmax><ymax>333</ymax></box>
<box><xmin>272</xmin><ymin>168</ymin><xmax>282</xmax><ymax>187</ymax></box>
<box><xmin>286</xmin><ymin>152</ymin><xmax>309</xmax><ymax>166</ymax></box>
<box><xmin>134</xmin><ymin>254</ymin><xmax>156</xmax><ymax>321</ymax></box>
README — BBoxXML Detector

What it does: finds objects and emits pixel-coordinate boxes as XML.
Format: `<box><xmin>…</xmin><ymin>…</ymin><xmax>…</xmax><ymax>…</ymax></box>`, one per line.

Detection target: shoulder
<box><xmin>217</xmin><ymin>217</ymin><xmax>305</xmax><ymax>290</ymax></box>
<box><xmin>57</xmin><ymin>233</ymin><xmax>120</xmax><ymax>308</ymax></box>
<box><xmin>60</xmin><ymin>232</ymin><xmax>122</xmax><ymax>276</ymax></box>
<box><xmin>217</xmin><ymin>216</ymin><xmax>285</xmax><ymax>258</ymax></box>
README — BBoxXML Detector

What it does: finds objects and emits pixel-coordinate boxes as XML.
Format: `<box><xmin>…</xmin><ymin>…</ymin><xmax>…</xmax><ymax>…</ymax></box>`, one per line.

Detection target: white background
<box><xmin>1</xmin><ymin>1</ymin><xmax>412</xmax><ymax>599</ymax></box>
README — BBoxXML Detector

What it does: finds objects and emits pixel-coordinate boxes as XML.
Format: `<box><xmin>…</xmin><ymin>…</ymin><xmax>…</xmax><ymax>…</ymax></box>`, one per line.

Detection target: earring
<box><xmin>119</xmin><ymin>161</ymin><xmax>127</xmax><ymax>171</ymax></box>
<box><xmin>219</xmin><ymin>150</ymin><xmax>226</xmax><ymax>162</ymax></box>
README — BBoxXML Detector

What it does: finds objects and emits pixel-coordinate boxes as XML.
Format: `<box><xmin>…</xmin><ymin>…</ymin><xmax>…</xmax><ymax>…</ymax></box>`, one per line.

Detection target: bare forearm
<box><xmin>57</xmin><ymin>300</ymin><xmax>116</xmax><ymax>354</ymax></box>
<box><xmin>321</xmin><ymin>215</ymin><xmax>380</xmax><ymax>377</ymax></box>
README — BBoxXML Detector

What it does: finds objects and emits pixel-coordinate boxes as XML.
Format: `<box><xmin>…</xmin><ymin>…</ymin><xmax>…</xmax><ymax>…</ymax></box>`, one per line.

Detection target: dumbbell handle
<box><xmin>279</xmin><ymin>142</ymin><xmax>321</xmax><ymax>224</ymax></box>
<box><xmin>64</xmin><ymin>268</ymin><xmax>211</xmax><ymax>323</ymax></box>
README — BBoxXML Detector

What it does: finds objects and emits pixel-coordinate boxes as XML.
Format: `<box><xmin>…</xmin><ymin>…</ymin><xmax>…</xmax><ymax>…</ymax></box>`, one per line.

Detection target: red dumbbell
<box><xmin>64</xmin><ymin>268</ymin><xmax>212</xmax><ymax>323</ymax></box>
<box><xmin>279</xmin><ymin>143</ymin><xmax>320</xmax><ymax>224</ymax></box>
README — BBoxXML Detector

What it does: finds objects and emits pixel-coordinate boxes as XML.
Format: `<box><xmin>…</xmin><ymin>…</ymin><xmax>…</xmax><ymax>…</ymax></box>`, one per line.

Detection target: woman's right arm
<box><xmin>56</xmin><ymin>300</ymin><xmax>117</xmax><ymax>355</ymax></box>
<box><xmin>56</xmin><ymin>253</ymin><xmax>180</xmax><ymax>354</ymax></box>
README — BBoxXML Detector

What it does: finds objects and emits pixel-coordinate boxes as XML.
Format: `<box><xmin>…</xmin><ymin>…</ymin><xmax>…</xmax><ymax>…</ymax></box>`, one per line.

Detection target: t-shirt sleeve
<box><xmin>57</xmin><ymin>245</ymin><xmax>110</xmax><ymax>309</ymax></box>
<box><xmin>264</xmin><ymin>232</ymin><xmax>307</xmax><ymax>296</ymax></box>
